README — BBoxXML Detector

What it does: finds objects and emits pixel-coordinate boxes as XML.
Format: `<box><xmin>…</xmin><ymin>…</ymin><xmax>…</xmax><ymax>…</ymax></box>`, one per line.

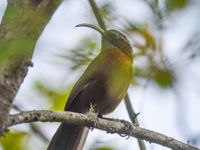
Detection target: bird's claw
<box><xmin>87</xmin><ymin>103</ymin><xmax>98</xmax><ymax>131</ymax></box>
<box><xmin>119</xmin><ymin>120</ymin><xmax>133</xmax><ymax>139</ymax></box>
<box><xmin>102</xmin><ymin>117</ymin><xmax>133</xmax><ymax>139</ymax></box>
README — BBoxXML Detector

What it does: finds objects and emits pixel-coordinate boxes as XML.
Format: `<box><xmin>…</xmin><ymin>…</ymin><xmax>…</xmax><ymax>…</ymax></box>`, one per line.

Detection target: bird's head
<box><xmin>76</xmin><ymin>24</ymin><xmax>133</xmax><ymax>59</ymax></box>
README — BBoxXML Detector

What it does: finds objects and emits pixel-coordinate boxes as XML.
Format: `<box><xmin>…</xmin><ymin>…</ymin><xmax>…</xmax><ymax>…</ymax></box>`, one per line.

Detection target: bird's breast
<box><xmin>94</xmin><ymin>48</ymin><xmax>133</xmax><ymax>114</ymax></box>
<box><xmin>66</xmin><ymin>48</ymin><xmax>133</xmax><ymax>116</ymax></box>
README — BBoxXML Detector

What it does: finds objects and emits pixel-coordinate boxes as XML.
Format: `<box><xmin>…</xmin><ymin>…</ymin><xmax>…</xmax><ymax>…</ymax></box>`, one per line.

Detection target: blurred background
<box><xmin>0</xmin><ymin>0</ymin><xmax>200</xmax><ymax>149</ymax></box>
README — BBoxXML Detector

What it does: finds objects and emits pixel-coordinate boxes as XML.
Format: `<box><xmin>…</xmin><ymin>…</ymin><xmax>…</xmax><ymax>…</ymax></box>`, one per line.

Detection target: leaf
<box><xmin>50</xmin><ymin>88</ymin><xmax>72</xmax><ymax>110</ymax></box>
<box><xmin>68</xmin><ymin>38</ymin><xmax>100</xmax><ymax>70</ymax></box>
<box><xmin>133</xmin><ymin>64</ymin><xmax>174</xmax><ymax>87</ymax></box>
<box><xmin>166</xmin><ymin>0</ymin><xmax>188</xmax><ymax>12</ymax></box>
<box><xmin>126</xmin><ymin>23</ymin><xmax>156</xmax><ymax>51</ymax></box>
<box><xmin>35</xmin><ymin>81</ymin><xmax>72</xmax><ymax>110</ymax></box>
<box><xmin>0</xmin><ymin>131</ymin><xmax>28</xmax><ymax>150</ymax></box>
<box><xmin>151</xmin><ymin>66</ymin><xmax>174</xmax><ymax>87</ymax></box>
<box><xmin>99</xmin><ymin>2</ymin><xmax>113</xmax><ymax>20</ymax></box>
<box><xmin>94</xmin><ymin>147</ymin><xmax>114</xmax><ymax>150</ymax></box>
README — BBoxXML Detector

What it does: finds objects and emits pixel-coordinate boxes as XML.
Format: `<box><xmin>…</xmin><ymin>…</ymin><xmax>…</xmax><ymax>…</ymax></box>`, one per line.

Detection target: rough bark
<box><xmin>7</xmin><ymin>110</ymin><xmax>200</xmax><ymax>150</ymax></box>
<box><xmin>0</xmin><ymin>0</ymin><xmax>62</xmax><ymax>135</ymax></box>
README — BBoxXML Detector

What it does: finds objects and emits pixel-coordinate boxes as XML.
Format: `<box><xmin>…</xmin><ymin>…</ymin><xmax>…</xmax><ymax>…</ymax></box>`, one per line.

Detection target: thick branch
<box><xmin>0</xmin><ymin>57</ymin><xmax>32</xmax><ymax>134</ymax></box>
<box><xmin>8</xmin><ymin>110</ymin><xmax>199</xmax><ymax>150</ymax></box>
<box><xmin>0</xmin><ymin>0</ymin><xmax>62</xmax><ymax>135</ymax></box>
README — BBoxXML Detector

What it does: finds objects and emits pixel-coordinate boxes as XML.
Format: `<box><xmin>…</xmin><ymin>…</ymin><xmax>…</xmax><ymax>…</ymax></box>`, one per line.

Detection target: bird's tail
<box><xmin>47</xmin><ymin>123</ymin><xmax>89</xmax><ymax>150</ymax></box>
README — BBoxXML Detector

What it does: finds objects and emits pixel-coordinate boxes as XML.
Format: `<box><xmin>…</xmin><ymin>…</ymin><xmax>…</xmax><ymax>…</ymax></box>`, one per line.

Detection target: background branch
<box><xmin>7</xmin><ymin>110</ymin><xmax>200</xmax><ymax>150</ymax></box>
<box><xmin>124</xmin><ymin>94</ymin><xmax>146</xmax><ymax>150</ymax></box>
<box><xmin>88</xmin><ymin>0</ymin><xmax>106</xmax><ymax>30</ymax></box>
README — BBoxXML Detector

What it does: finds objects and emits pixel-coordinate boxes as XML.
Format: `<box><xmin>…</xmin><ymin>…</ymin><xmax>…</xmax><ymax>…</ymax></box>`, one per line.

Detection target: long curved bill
<box><xmin>75</xmin><ymin>23</ymin><xmax>105</xmax><ymax>35</ymax></box>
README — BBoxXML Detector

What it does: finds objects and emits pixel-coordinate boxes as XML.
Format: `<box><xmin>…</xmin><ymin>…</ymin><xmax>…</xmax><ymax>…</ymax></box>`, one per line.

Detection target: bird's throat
<box><xmin>101</xmin><ymin>38</ymin><xmax>133</xmax><ymax>60</ymax></box>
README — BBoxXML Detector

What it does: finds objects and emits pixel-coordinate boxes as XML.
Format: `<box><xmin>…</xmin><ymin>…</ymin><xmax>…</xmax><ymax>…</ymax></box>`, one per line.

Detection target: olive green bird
<box><xmin>47</xmin><ymin>24</ymin><xmax>133</xmax><ymax>150</ymax></box>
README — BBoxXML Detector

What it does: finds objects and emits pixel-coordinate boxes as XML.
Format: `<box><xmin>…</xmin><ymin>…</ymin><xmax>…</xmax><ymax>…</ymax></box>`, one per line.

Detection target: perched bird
<box><xmin>47</xmin><ymin>24</ymin><xmax>133</xmax><ymax>150</ymax></box>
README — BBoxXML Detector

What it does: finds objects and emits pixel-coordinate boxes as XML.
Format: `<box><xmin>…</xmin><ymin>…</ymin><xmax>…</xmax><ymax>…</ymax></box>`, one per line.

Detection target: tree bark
<box><xmin>7</xmin><ymin>110</ymin><xmax>200</xmax><ymax>150</ymax></box>
<box><xmin>0</xmin><ymin>0</ymin><xmax>62</xmax><ymax>135</ymax></box>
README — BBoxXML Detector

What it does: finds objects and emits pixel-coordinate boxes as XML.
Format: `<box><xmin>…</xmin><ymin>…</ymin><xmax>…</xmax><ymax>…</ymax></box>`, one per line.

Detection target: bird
<box><xmin>47</xmin><ymin>24</ymin><xmax>133</xmax><ymax>150</ymax></box>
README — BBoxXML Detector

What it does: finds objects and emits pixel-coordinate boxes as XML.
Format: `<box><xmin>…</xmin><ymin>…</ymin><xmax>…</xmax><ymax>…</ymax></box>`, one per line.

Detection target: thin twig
<box><xmin>88</xmin><ymin>0</ymin><xmax>107</xmax><ymax>31</ymax></box>
<box><xmin>125</xmin><ymin>94</ymin><xmax>146</xmax><ymax>150</ymax></box>
<box><xmin>7</xmin><ymin>110</ymin><xmax>200</xmax><ymax>150</ymax></box>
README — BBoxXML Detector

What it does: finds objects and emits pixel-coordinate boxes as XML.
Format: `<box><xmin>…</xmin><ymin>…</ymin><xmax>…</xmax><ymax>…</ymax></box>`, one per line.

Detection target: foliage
<box><xmin>35</xmin><ymin>81</ymin><xmax>72</xmax><ymax>110</ymax></box>
<box><xmin>166</xmin><ymin>0</ymin><xmax>188</xmax><ymax>12</ymax></box>
<box><xmin>0</xmin><ymin>131</ymin><xmax>28</xmax><ymax>150</ymax></box>
<box><xmin>67</xmin><ymin>38</ymin><xmax>100</xmax><ymax>70</ymax></box>
<box><xmin>93</xmin><ymin>147</ymin><xmax>114</xmax><ymax>150</ymax></box>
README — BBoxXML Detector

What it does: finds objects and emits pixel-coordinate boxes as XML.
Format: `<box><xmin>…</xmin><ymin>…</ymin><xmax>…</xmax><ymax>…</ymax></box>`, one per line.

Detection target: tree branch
<box><xmin>7</xmin><ymin>110</ymin><xmax>199</xmax><ymax>150</ymax></box>
<box><xmin>124</xmin><ymin>94</ymin><xmax>146</xmax><ymax>150</ymax></box>
<box><xmin>0</xmin><ymin>0</ymin><xmax>62</xmax><ymax>135</ymax></box>
<box><xmin>0</xmin><ymin>57</ymin><xmax>32</xmax><ymax>134</ymax></box>
<box><xmin>88</xmin><ymin>0</ymin><xmax>106</xmax><ymax>30</ymax></box>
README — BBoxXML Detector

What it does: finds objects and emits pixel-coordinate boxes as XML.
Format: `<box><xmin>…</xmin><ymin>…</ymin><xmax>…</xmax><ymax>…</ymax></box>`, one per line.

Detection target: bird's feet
<box><xmin>119</xmin><ymin>119</ymin><xmax>133</xmax><ymax>139</ymax></box>
<box><xmin>100</xmin><ymin>117</ymin><xmax>133</xmax><ymax>139</ymax></box>
<box><xmin>87</xmin><ymin>103</ymin><xmax>98</xmax><ymax>130</ymax></box>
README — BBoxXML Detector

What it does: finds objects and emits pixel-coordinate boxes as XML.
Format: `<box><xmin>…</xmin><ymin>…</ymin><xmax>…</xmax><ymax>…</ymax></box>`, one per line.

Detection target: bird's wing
<box><xmin>64</xmin><ymin>50</ymin><xmax>106</xmax><ymax>111</ymax></box>
<box><xmin>64</xmin><ymin>56</ymin><xmax>100</xmax><ymax>111</ymax></box>
<box><xmin>64</xmin><ymin>76</ymin><xmax>94</xmax><ymax>110</ymax></box>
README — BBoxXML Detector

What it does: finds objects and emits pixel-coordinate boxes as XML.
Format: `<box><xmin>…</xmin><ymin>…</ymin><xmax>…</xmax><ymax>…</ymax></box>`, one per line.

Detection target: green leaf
<box><xmin>127</xmin><ymin>24</ymin><xmax>156</xmax><ymax>51</ymax></box>
<box><xmin>50</xmin><ymin>88</ymin><xmax>72</xmax><ymax>110</ymax></box>
<box><xmin>0</xmin><ymin>131</ymin><xmax>28</xmax><ymax>150</ymax></box>
<box><xmin>152</xmin><ymin>67</ymin><xmax>174</xmax><ymax>87</ymax></box>
<box><xmin>94</xmin><ymin>147</ymin><xmax>114</xmax><ymax>150</ymax></box>
<box><xmin>35</xmin><ymin>81</ymin><xmax>72</xmax><ymax>110</ymax></box>
<box><xmin>100</xmin><ymin>2</ymin><xmax>113</xmax><ymax>20</ymax></box>
<box><xmin>166</xmin><ymin>0</ymin><xmax>188</xmax><ymax>11</ymax></box>
<box><xmin>68</xmin><ymin>38</ymin><xmax>99</xmax><ymax>70</ymax></box>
